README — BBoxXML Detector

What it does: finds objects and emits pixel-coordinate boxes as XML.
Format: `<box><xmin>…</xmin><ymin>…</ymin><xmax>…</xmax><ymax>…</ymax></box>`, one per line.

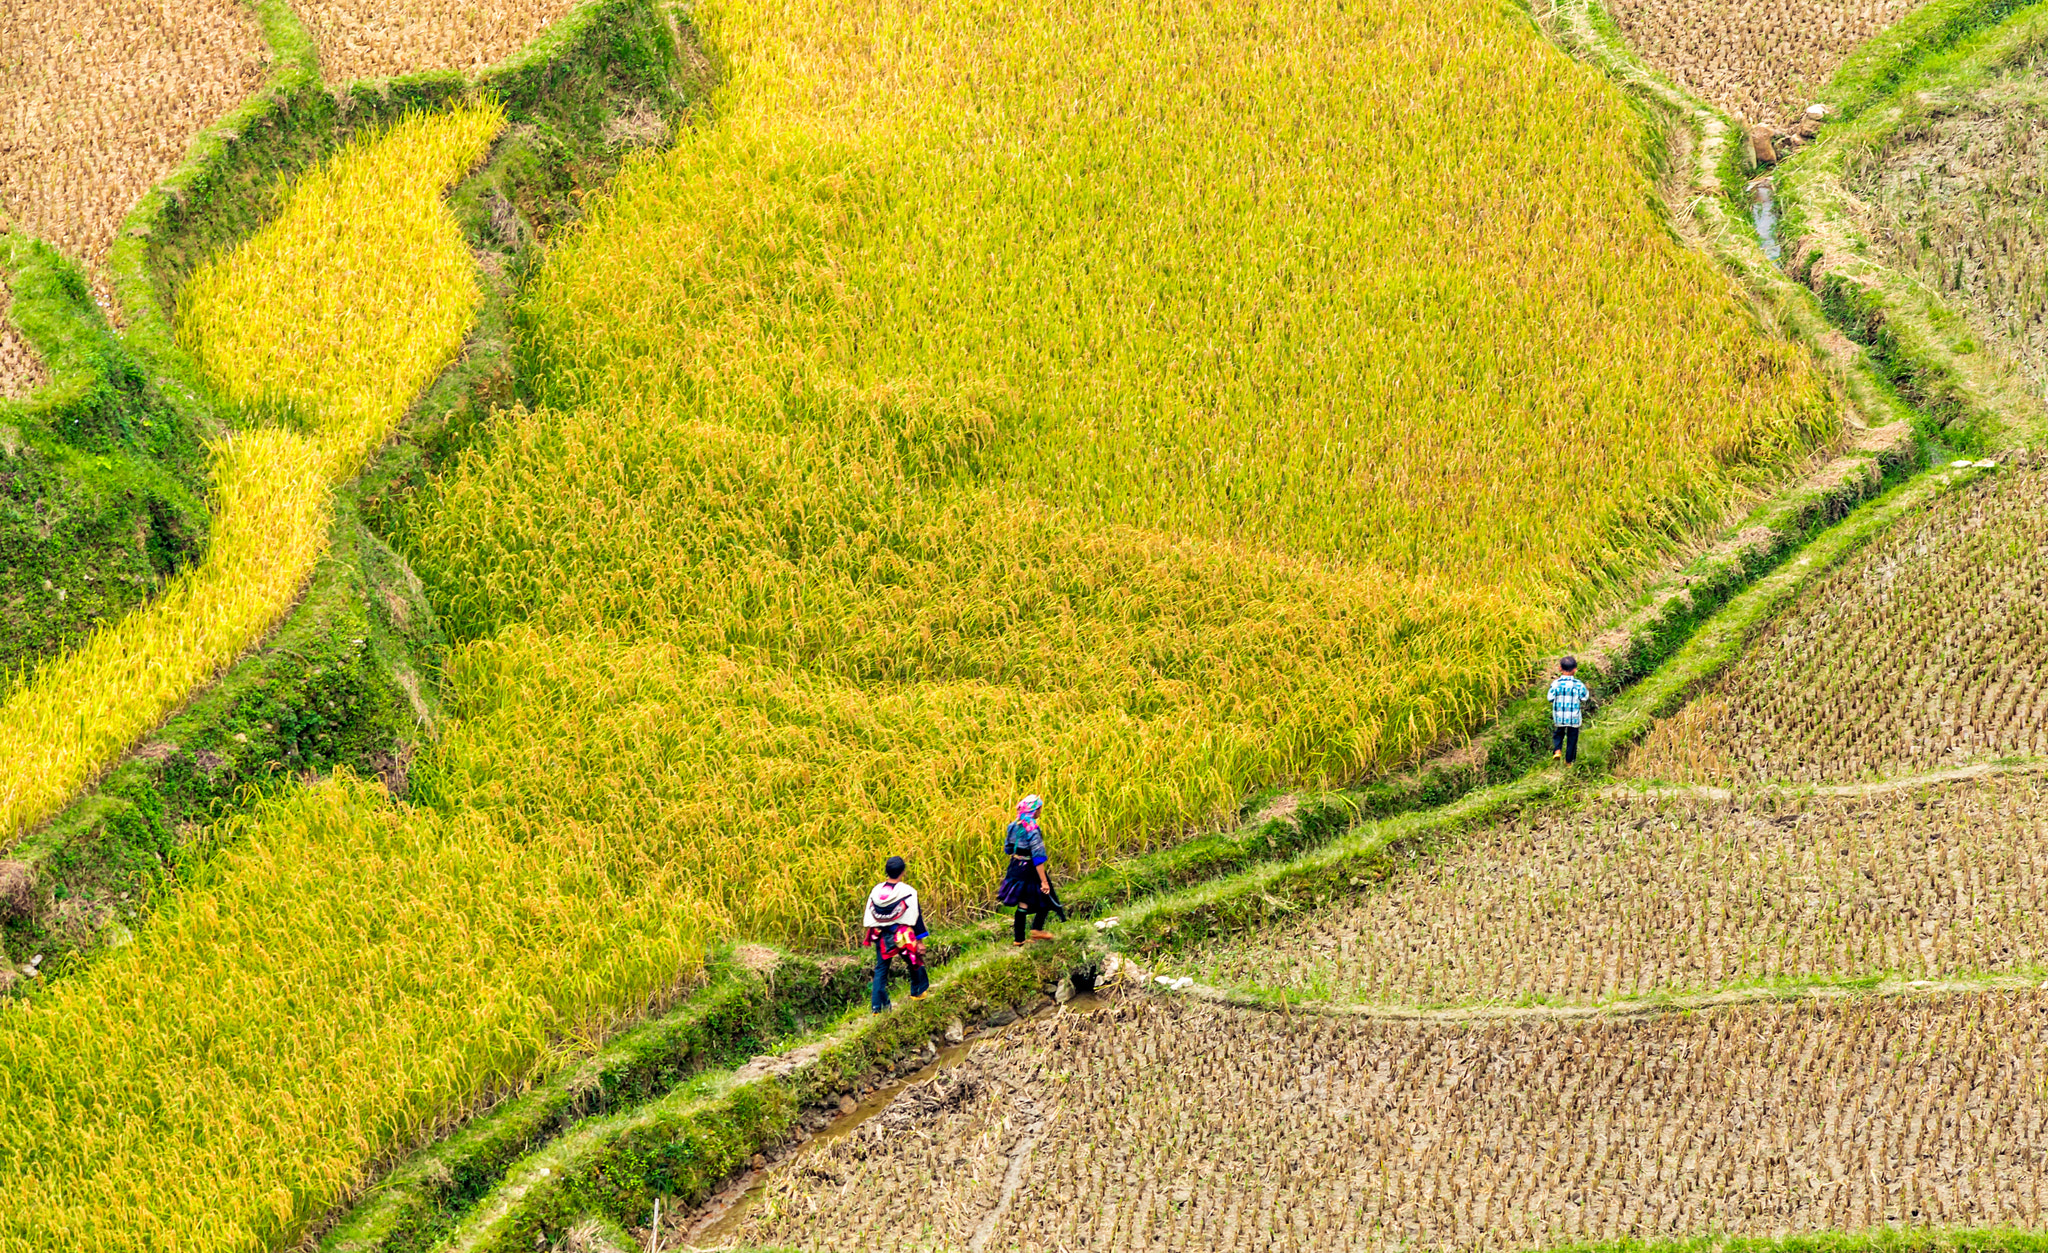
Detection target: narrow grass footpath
<box><xmin>327</xmin><ymin>413</ymin><xmax>1990</xmax><ymax>1253</ymax></box>
<box><xmin>326</xmin><ymin>462</ymin><xmax>2000</xmax><ymax>1252</ymax></box>
<box><xmin>1146</xmin><ymin>961</ymin><xmax>2048</xmax><ymax>1024</ymax></box>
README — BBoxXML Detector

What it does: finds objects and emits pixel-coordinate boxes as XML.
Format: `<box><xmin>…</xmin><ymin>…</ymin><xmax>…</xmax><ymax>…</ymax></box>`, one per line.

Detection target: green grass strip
<box><xmin>1546</xmin><ymin>1226</ymin><xmax>2048</xmax><ymax>1253</ymax></box>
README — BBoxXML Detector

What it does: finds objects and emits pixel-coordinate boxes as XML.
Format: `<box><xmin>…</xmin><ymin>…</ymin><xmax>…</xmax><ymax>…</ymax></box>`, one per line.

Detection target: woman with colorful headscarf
<box><xmin>998</xmin><ymin>794</ymin><xmax>1065</xmax><ymax>945</ymax></box>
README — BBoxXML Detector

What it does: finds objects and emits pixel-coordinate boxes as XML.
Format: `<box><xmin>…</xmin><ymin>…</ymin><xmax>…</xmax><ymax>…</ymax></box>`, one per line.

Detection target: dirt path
<box><xmin>1608</xmin><ymin>756</ymin><xmax>2048</xmax><ymax>802</ymax></box>
<box><xmin>1154</xmin><ymin>966</ymin><xmax>2047</xmax><ymax>1023</ymax></box>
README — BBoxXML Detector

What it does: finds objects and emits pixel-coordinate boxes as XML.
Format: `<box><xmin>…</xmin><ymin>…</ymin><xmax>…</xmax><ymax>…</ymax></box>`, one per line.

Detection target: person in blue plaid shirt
<box><xmin>1547</xmin><ymin>656</ymin><xmax>1591</xmax><ymax>765</ymax></box>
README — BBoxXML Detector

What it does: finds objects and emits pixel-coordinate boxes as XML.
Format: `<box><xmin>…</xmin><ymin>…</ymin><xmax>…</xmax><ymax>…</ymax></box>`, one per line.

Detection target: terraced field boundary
<box><xmin>1145</xmin><ymin>956</ymin><xmax>2047</xmax><ymax>1023</ymax></box>
<box><xmin>1777</xmin><ymin>0</ymin><xmax>2048</xmax><ymax>452</ymax></box>
<box><xmin>1088</xmin><ymin>458</ymin><xmax>1998</xmax><ymax>963</ymax></box>
<box><xmin>1547</xmin><ymin>1226</ymin><xmax>2048</xmax><ymax>1253</ymax></box>
<box><xmin>1546</xmin><ymin>0</ymin><xmax>1924</xmax><ymax>447</ymax></box>
<box><xmin>322</xmin><ymin>441</ymin><xmax>2000</xmax><ymax>1250</ymax></box>
<box><xmin>321</xmin><ymin>946</ymin><xmax>873</xmax><ymax>1251</ymax></box>
<box><xmin>0</xmin><ymin>0</ymin><xmax>713</xmax><ymax>983</ymax></box>
<box><xmin>1606</xmin><ymin>756</ymin><xmax>2048</xmax><ymax>802</ymax></box>
<box><xmin>0</xmin><ymin>231</ymin><xmax>212</xmax><ymax>682</ymax></box>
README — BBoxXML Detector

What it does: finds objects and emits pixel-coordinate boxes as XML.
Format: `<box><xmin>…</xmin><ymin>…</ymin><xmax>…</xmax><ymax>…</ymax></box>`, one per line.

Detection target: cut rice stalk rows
<box><xmin>297</xmin><ymin>0</ymin><xmax>585</xmax><ymax>84</ymax></box>
<box><xmin>0</xmin><ymin>0</ymin><xmax>267</xmax><ymax>285</ymax></box>
<box><xmin>1605</xmin><ymin>0</ymin><xmax>1911</xmax><ymax>128</ymax></box>
<box><xmin>1626</xmin><ymin>458</ymin><xmax>2048</xmax><ymax>786</ymax></box>
<box><xmin>1175</xmin><ymin>773</ymin><xmax>2048</xmax><ymax>1009</ymax></box>
<box><xmin>724</xmin><ymin>991</ymin><xmax>2048</xmax><ymax>1252</ymax></box>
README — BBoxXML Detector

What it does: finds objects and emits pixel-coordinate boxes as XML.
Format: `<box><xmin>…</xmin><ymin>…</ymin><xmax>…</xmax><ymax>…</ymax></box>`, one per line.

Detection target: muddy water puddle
<box><xmin>673</xmin><ymin>994</ymin><xmax>1106</xmax><ymax>1249</ymax></box>
<box><xmin>1750</xmin><ymin>177</ymin><xmax>1782</xmax><ymax>264</ymax></box>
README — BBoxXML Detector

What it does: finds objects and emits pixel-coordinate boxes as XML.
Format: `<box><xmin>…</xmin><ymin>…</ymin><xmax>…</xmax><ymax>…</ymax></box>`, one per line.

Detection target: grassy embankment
<box><xmin>0</xmin><ymin>0</ymin><xmax>1840</xmax><ymax>1246</ymax></box>
<box><xmin>1775</xmin><ymin>0</ymin><xmax>2048</xmax><ymax>451</ymax></box>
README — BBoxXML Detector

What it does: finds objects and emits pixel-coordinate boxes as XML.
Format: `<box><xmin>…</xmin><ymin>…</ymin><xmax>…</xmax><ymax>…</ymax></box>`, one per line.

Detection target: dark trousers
<box><xmin>1014</xmin><ymin>906</ymin><xmax>1050</xmax><ymax>943</ymax></box>
<box><xmin>871</xmin><ymin>944</ymin><xmax>928</xmax><ymax>1013</ymax></box>
<box><xmin>1552</xmin><ymin>724</ymin><xmax>1580</xmax><ymax>763</ymax></box>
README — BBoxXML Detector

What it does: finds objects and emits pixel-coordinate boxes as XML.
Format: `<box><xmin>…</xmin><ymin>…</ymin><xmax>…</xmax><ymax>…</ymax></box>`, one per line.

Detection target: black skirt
<box><xmin>998</xmin><ymin>856</ymin><xmax>1053</xmax><ymax>911</ymax></box>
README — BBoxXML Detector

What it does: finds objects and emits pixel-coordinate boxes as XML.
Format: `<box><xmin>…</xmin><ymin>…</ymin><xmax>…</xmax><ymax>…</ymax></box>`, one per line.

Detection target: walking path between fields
<box><xmin>1602</xmin><ymin>755</ymin><xmax>2048</xmax><ymax>802</ymax></box>
<box><xmin>1134</xmin><ymin>963</ymin><xmax>2047</xmax><ymax>1025</ymax></box>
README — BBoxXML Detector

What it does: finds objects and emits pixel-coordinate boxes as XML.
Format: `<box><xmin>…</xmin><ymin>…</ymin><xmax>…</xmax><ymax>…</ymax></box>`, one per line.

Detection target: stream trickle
<box><xmin>1750</xmin><ymin>177</ymin><xmax>1783</xmax><ymax>265</ymax></box>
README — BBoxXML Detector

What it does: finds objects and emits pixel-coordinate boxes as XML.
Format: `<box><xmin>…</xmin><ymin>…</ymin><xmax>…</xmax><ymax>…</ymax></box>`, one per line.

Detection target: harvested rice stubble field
<box><xmin>296</xmin><ymin>0</ymin><xmax>585</xmax><ymax>83</ymax></box>
<box><xmin>1844</xmin><ymin>35</ymin><xmax>2048</xmax><ymax>389</ymax></box>
<box><xmin>0</xmin><ymin>0</ymin><xmax>266</xmax><ymax>281</ymax></box>
<box><xmin>1625</xmin><ymin>457</ymin><xmax>2048</xmax><ymax>786</ymax></box>
<box><xmin>1180</xmin><ymin>773</ymin><xmax>2048</xmax><ymax>1007</ymax></box>
<box><xmin>1605</xmin><ymin>0</ymin><xmax>1909</xmax><ymax>126</ymax></box>
<box><xmin>722</xmin><ymin>992</ymin><xmax>2048</xmax><ymax>1252</ymax></box>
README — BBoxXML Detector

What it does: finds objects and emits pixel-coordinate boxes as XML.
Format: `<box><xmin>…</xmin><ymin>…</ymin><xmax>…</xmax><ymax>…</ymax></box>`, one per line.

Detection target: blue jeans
<box><xmin>1551</xmin><ymin>724</ymin><xmax>1580</xmax><ymax>763</ymax></box>
<box><xmin>871</xmin><ymin>944</ymin><xmax>929</xmax><ymax>1012</ymax></box>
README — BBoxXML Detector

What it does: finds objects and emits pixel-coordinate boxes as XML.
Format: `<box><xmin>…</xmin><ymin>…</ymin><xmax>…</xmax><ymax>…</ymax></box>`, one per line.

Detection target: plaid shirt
<box><xmin>1548</xmin><ymin>675</ymin><xmax>1590</xmax><ymax>727</ymax></box>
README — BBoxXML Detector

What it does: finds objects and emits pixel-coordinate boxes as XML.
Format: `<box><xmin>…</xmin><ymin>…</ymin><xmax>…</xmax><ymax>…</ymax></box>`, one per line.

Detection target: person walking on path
<box><xmin>1548</xmin><ymin>655</ymin><xmax>1591</xmax><ymax>765</ymax></box>
<box><xmin>999</xmin><ymin>794</ymin><xmax>1066</xmax><ymax>946</ymax></box>
<box><xmin>864</xmin><ymin>855</ymin><xmax>928</xmax><ymax>1013</ymax></box>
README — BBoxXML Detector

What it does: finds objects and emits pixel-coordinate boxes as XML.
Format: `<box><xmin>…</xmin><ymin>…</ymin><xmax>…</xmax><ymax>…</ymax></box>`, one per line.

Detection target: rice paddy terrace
<box><xmin>0</xmin><ymin>0</ymin><xmax>2045</xmax><ymax>1251</ymax></box>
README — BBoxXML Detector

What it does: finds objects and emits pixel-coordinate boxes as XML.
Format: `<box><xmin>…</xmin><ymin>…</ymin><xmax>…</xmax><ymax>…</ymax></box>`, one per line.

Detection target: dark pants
<box><xmin>1014</xmin><ymin>906</ymin><xmax>1050</xmax><ymax>943</ymax></box>
<box><xmin>871</xmin><ymin>943</ymin><xmax>928</xmax><ymax>1013</ymax></box>
<box><xmin>1552</xmin><ymin>724</ymin><xmax>1580</xmax><ymax>763</ymax></box>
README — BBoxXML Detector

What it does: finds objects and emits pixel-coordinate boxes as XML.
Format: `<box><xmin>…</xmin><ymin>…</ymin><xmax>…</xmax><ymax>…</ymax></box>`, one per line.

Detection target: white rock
<box><xmin>1155</xmin><ymin>975</ymin><xmax>1175</xmax><ymax>986</ymax></box>
<box><xmin>1806</xmin><ymin>103</ymin><xmax>1828</xmax><ymax>118</ymax></box>
<box><xmin>1951</xmin><ymin>459</ymin><xmax>1974</xmax><ymax>467</ymax></box>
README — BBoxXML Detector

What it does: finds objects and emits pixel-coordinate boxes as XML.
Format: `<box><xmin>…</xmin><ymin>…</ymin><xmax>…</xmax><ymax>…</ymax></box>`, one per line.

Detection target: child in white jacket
<box><xmin>864</xmin><ymin>856</ymin><xmax>929</xmax><ymax>1012</ymax></box>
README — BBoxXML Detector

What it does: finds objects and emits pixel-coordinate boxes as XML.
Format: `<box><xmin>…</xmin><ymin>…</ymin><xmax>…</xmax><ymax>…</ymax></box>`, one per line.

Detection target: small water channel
<box><xmin>1750</xmin><ymin>177</ymin><xmax>1783</xmax><ymax>265</ymax></box>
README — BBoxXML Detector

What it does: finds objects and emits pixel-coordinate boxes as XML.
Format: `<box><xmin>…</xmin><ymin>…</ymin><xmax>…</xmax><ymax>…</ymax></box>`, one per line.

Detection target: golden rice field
<box><xmin>416</xmin><ymin>0</ymin><xmax>1833</xmax><ymax>941</ymax></box>
<box><xmin>0</xmin><ymin>777</ymin><xmax>716</xmax><ymax>1253</ymax></box>
<box><xmin>1626</xmin><ymin>459</ymin><xmax>2048</xmax><ymax>786</ymax></box>
<box><xmin>0</xmin><ymin>104</ymin><xmax>499</xmax><ymax>847</ymax></box>
<box><xmin>0</xmin><ymin>0</ymin><xmax>266</xmax><ymax>282</ymax></box>
<box><xmin>1606</xmin><ymin>0</ymin><xmax>1910</xmax><ymax>126</ymax></box>
<box><xmin>297</xmin><ymin>0</ymin><xmax>584</xmax><ymax>85</ymax></box>
<box><xmin>0</xmin><ymin>0</ymin><xmax>1843</xmax><ymax>1244</ymax></box>
<box><xmin>724</xmin><ymin>991</ymin><xmax>2048</xmax><ymax>1252</ymax></box>
<box><xmin>1179</xmin><ymin>773</ymin><xmax>2048</xmax><ymax>1007</ymax></box>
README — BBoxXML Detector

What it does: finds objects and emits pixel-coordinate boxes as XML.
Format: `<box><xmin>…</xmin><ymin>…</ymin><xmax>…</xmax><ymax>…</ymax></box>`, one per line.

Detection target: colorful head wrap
<box><xmin>1017</xmin><ymin>794</ymin><xmax>1042</xmax><ymax>819</ymax></box>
